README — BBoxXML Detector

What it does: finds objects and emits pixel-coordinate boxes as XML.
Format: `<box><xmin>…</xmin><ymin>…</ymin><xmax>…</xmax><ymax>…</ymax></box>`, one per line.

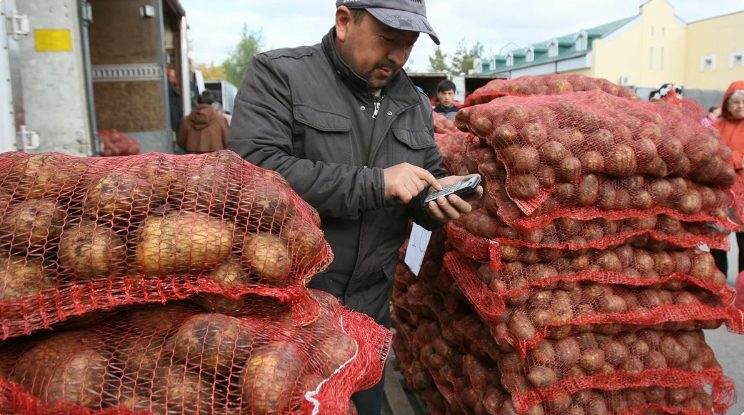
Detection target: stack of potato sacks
<box><xmin>0</xmin><ymin>150</ymin><xmax>390</xmax><ymax>414</ymax></box>
<box><xmin>393</xmin><ymin>75</ymin><xmax>743</xmax><ymax>414</ymax></box>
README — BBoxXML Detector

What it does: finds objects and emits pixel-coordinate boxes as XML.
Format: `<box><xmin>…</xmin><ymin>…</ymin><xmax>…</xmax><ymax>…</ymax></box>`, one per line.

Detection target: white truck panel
<box><xmin>17</xmin><ymin>0</ymin><xmax>92</xmax><ymax>156</ymax></box>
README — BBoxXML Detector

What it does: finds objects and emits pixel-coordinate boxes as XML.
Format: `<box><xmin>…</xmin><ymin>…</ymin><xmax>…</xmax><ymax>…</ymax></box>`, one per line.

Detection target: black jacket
<box><xmin>228</xmin><ymin>29</ymin><xmax>446</xmax><ymax>323</ymax></box>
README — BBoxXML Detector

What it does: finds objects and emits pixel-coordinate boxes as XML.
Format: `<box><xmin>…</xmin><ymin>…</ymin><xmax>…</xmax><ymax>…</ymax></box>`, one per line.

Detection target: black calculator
<box><xmin>424</xmin><ymin>175</ymin><xmax>481</xmax><ymax>204</ymax></box>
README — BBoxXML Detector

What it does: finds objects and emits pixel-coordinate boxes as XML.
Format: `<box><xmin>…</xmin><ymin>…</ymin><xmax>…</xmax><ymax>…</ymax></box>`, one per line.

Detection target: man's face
<box><xmin>336</xmin><ymin>8</ymin><xmax>419</xmax><ymax>89</ymax></box>
<box><xmin>437</xmin><ymin>90</ymin><xmax>455</xmax><ymax>107</ymax></box>
<box><xmin>727</xmin><ymin>94</ymin><xmax>744</xmax><ymax>120</ymax></box>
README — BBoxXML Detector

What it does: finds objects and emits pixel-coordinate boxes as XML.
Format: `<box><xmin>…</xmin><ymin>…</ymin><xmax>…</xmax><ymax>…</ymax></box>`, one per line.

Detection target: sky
<box><xmin>179</xmin><ymin>0</ymin><xmax>744</xmax><ymax>73</ymax></box>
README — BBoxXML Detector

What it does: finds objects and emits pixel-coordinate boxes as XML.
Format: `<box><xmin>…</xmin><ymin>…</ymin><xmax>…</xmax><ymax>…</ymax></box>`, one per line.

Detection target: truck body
<box><xmin>0</xmin><ymin>0</ymin><xmax>189</xmax><ymax>156</ymax></box>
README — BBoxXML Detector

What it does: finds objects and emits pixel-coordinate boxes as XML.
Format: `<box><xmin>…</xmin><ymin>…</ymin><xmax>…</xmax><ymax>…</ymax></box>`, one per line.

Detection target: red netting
<box><xmin>435</xmin><ymin>131</ymin><xmax>472</xmax><ymax>176</ymax></box>
<box><xmin>98</xmin><ymin>130</ymin><xmax>141</xmax><ymax>157</ymax></box>
<box><xmin>0</xmin><ymin>289</ymin><xmax>389</xmax><ymax>414</ymax></box>
<box><xmin>464</xmin><ymin>130</ymin><xmax>736</xmax><ymax>231</ymax></box>
<box><xmin>464</xmin><ymin>74</ymin><xmax>638</xmax><ymax>107</ymax></box>
<box><xmin>452</xmin><ymin>206</ymin><xmax>729</xmax><ymax>254</ymax></box>
<box><xmin>433</xmin><ymin>111</ymin><xmax>459</xmax><ymax>134</ymax></box>
<box><xmin>392</xmin><ymin>256</ymin><xmax>733</xmax><ymax>415</ymax></box>
<box><xmin>0</xmin><ymin>151</ymin><xmax>333</xmax><ymax>340</ymax></box>
<box><xmin>443</xmin><ymin>250</ymin><xmax>744</xmax><ymax>354</ymax></box>
<box><xmin>457</xmin><ymin>92</ymin><xmax>736</xmax><ymax>219</ymax></box>
<box><xmin>446</xmin><ymin>224</ymin><xmax>734</xmax><ymax>303</ymax></box>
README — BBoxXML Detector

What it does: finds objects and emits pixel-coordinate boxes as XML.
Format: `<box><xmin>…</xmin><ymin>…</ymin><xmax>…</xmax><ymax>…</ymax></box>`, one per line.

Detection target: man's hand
<box><xmin>426</xmin><ymin>174</ymin><xmax>484</xmax><ymax>222</ymax></box>
<box><xmin>383</xmin><ymin>163</ymin><xmax>442</xmax><ymax>203</ymax></box>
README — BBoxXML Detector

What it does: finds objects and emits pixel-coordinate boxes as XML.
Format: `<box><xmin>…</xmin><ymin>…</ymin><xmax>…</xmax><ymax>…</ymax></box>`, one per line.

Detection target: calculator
<box><xmin>424</xmin><ymin>175</ymin><xmax>481</xmax><ymax>204</ymax></box>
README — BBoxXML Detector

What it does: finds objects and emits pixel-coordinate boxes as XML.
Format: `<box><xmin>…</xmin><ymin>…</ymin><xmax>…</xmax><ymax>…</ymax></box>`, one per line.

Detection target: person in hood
<box><xmin>710</xmin><ymin>81</ymin><xmax>744</xmax><ymax>277</ymax></box>
<box><xmin>176</xmin><ymin>90</ymin><xmax>229</xmax><ymax>153</ymax></box>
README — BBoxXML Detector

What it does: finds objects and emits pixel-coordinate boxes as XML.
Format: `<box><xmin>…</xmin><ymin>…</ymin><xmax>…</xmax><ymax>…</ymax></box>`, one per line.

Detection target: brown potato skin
<box><xmin>58</xmin><ymin>221</ymin><xmax>126</xmax><ymax>280</ymax></box>
<box><xmin>240</xmin><ymin>340</ymin><xmax>305</xmax><ymax>414</ymax></box>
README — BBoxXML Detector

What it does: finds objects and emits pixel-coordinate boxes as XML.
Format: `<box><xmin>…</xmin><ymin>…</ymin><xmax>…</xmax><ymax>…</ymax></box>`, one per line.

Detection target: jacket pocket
<box><xmin>292</xmin><ymin>105</ymin><xmax>351</xmax><ymax>163</ymax></box>
<box><xmin>389</xmin><ymin>128</ymin><xmax>435</xmax><ymax>166</ymax></box>
<box><xmin>293</xmin><ymin>105</ymin><xmax>351</xmax><ymax>132</ymax></box>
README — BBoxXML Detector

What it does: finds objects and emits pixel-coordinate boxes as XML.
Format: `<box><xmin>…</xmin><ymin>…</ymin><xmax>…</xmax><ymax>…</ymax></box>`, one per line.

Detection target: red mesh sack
<box><xmin>464</xmin><ymin>74</ymin><xmax>638</xmax><ymax>107</ymax></box>
<box><xmin>98</xmin><ymin>130</ymin><xmax>141</xmax><ymax>157</ymax></box>
<box><xmin>0</xmin><ymin>290</ymin><xmax>389</xmax><ymax>414</ymax></box>
<box><xmin>497</xmin><ymin>329</ymin><xmax>735</xmax><ymax>415</ymax></box>
<box><xmin>393</xmin><ymin>261</ymin><xmax>730</xmax><ymax>415</ymax></box>
<box><xmin>443</xmin><ymin>250</ymin><xmax>744</xmax><ymax>354</ymax></box>
<box><xmin>466</xmin><ymin>140</ymin><xmax>736</xmax><ymax>231</ymax></box>
<box><xmin>0</xmin><ymin>151</ymin><xmax>333</xmax><ymax>339</ymax></box>
<box><xmin>452</xmin><ymin>205</ymin><xmax>729</xmax><ymax>254</ymax></box>
<box><xmin>433</xmin><ymin>111</ymin><xmax>459</xmax><ymax>134</ymax></box>
<box><xmin>435</xmin><ymin>131</ymin><xmax>472</xmax><ymax>176</ymax></box>
<box><xmin>456</xmin><ymin>92</ymin><xmax>736</xmax><ymax>214</ymax></box>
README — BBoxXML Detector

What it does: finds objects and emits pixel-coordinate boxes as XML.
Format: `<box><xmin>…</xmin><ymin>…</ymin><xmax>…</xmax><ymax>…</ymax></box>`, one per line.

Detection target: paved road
<box><xmin>707</xmin><ymin>323</ymin><xmax>744</xmax><ymax>415</ymax></box>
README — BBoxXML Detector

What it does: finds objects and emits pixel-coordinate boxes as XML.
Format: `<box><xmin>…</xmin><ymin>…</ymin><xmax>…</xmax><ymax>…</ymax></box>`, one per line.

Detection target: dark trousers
<box><xmin>351</xmin><ymin>304</ymin><xmax>391</xmax><ymax>415</ymax></box>
<box><xmin>710</xmin><ymin>232</ymin><xmax>744</xmax><ymax>276</ymax></box>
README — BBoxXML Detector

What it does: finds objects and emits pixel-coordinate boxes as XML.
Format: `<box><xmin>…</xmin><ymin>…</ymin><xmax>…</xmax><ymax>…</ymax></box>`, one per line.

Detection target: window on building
<box><xmin>575</xmin><ymin>32</ymin><xmax>588</xmax><ymax>51</ymax></box>
<box><xmin>650</xmin><ymin>25</ymin><xmax>654</xmax><ymax>36</ymax></box>
<box><xmin>660</xmin><ymin>47</ymin><xmax>665</xmax><ymax>71</ymax></box>
<box><xmin>506</xmin><ymin>53</ymin><xmax>514</xmax><ymax>67</ymax></box>
<box><xmin>548</xmin><ymin>40</ymin><xmax>558</xmax><ymax>57</ymax></box>
<box><xmin>730</xmin><ymin>51</ymin><xmax>744</xmax><ymax>68</ymax></box>
<box><xmin>700</xmin><ymin>55</ymin><xmax>717</xmax><ymax>71</ymax></box>
<box><xmin>649</xmin><ymin>47</ymin><xmax>654</xmax><ymax>70</ymax></box>
<box><xmin>526</xmin><ymin>48</ymin><xmax>534</xmax><ymax>62</ymax></box>
<box><xmin>661</xmin><ymin>27</ymin><xmax>665</xmax><ymax>37</ymax></box>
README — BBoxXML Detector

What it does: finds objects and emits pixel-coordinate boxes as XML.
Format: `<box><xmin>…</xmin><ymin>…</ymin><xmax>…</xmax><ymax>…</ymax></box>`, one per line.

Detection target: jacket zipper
<box><xmin>372</xmin><ymin>96</ymin><xmax>384</xmax><ymax>119</ymax></box>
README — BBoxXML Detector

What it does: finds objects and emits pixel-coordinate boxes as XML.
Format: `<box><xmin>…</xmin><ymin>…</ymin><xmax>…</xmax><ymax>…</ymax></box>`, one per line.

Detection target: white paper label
<box><xmin>404</xmin><ymin>224</ymin><xmax>432</xmax><ymax>278</ymax></box>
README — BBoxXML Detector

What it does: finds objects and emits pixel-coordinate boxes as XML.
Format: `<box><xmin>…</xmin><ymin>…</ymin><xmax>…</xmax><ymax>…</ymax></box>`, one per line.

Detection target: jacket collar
<box><xmin>321</xmin><ymin>28</ymin><xmax>419</xmax><ymax>106</ymax></box>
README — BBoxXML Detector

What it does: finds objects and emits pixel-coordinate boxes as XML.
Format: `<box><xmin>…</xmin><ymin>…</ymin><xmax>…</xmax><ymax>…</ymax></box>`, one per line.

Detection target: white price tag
<box><xmin>404</xmin><ymin>224</ymin><xmax>432</xmax><ymax>278</ymax></box>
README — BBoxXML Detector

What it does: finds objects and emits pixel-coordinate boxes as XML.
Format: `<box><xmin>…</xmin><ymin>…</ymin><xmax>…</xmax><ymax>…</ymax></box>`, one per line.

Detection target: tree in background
<box><xmin>223</xmin><ymin>26</ymin><xmax>264</xmax><ymax>86</ymax></box>
<box><xmin>428</xmin><ymin>46</ymin><xmax>450</xmax><ymax>72</ymax></box>
<box><xmin>196</xmin><ymin>62</ymin><xmax>226</xmax><ymax>80</ymax></box>
<box><xmin>450</xmin><ymin>40</ymin><xmax>485</xmax><ymax>75</ymax></box>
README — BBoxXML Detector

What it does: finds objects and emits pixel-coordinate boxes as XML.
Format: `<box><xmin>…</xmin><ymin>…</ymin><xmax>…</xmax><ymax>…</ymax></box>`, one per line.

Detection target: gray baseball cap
<box><xmin>336</xmin><ymin>0</ymin><xmax>440</xmax><ymax>45</ymax></box>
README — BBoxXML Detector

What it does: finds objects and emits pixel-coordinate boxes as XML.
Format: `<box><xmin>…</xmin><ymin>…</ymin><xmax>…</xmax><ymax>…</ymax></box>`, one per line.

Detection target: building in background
<box><xmin>474</xmin><ymin>0</ymin><xmax>744</xmax><ymax>106</ymax></box>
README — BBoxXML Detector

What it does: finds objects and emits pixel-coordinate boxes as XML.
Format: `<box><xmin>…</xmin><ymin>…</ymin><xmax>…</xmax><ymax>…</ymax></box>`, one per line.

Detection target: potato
<box><xmin>39</xmin><ymin>349</ymin><xmax>108</xmax><ymax>408</ymax></box>
<box><xmin>555</xmin><ymin>337</ymin><xmax>581</xmax><ymax>367</ymax></box>
<box><xmin>539</xmin><ymin>141</ymin><xmax>567</xmax><ymax>166</ymax></box>
<box><xmin>241</xmin><ymin>341</ymin><xmax>305</xmax><ymax>414</ymax></box>
<box><xmin>558</xmin><ymin>157</ymin><xmax>582</xmax><ymax>182</ymax></box>
<box><xmin>633</xmin><ymin>138</ymin><xmax>658</xmax><ymax>162</ymax></box>
<box><xmin>176</xmin><ymin>164</ymin><xmax>235</xmax><ymax>213</ymax></box>
<box><xmin>9</xmin><ymin>154</ymin><xmax>86</xmax><ymax>199</ymax></box>
<box><xmin>135</xmin><ymin>212</ymin><xmax>234</xmax><ymax>275</ymax></box>
<box><xmin>677</xmin><ymin>189</ymin><xmax>702</xmax><ymax>214</ymax></box>
<box><xmin>58</xmin><ymin>221</ymin><xmax>126</xmax><ymax>280</ymax></box>
<box><xmin>148</xmin><ymin>364</ymin><xmax>217</xmax><ymax>415</ymax></box>
<box><xmin>604</xmin><ymin>144</ymin><xmax>637</xmax><ymax>176</ymax></box>
<box><xmin>631</xmin><ymin>190</ymin><xmax>653</xmax><ymax>209</ymax></box>
<box><xmin>491</xmin><ymin>124</ymin><xmax>519</xmax><ymax>148</ymax></box>
<box><xmin>205</xmin><ymin>257</ymin><xmax>253</xmax><ymax>289</ymax></box>
<box><xmin>503</xmin><ymin>145</ymin><xmax>540</xmax><ymax>174</ymax></box>
<box><xmin>508</xmin><ymin>311</ymin><xmax>537</xmax><ymax>340</ymax></box>
<box><xmin>506</xmin><ymin>174</ymin><xmax>540</xmax><ymax>199</ymax></box>
<box><xmin>124</xmin><ymin>302</ymin><xmax>196</xmax><ymax>332</ymax></box>
<box><xmin>241</xmin><ymin>233</ymin><xmax>292</xmax><ymax>286</ymax></box>
<box><xmin>316</xmin><ymin>332</ymin><xmax>358</xmax><ymax>377</ymax></box>
<box><xmin>602</xmin><ymin>340</ymin><xmax>629</xmax><ymax>367</ymax></box>
<box><xmin>282</xmin><ymin>215</ymin><xmax>326</xmax><ymax>269</ymax></box>
<box><xmin>136</xmin><ymin>156</ymin><xmax>179</xmax><ymax>200</ymax></box>
<box><xmin>598</xmin><ymin>294</ymin><xmax>627</xmax><ymax>313</ymax></box>
<box><xmin>527</xmin><ymin>366</ymin><xmax>558</xmax><ymax>388</ymax></box>
<box><xmin>1</xmin><ymin>199</ymin><xmax>66</xmax><ymax>254</ymax></box>
<box><xmin>520</xmin><ymin>123</ymin><xmax>549</xmax><ymax>147</ymax></box>
<box><xmin>83</xmin><ymin>172</ymin><xmax>156</xmax><ymax>223</ymax></box>
<box><xmin>191</xmin><ymin>293</ymin><xmax>245</xmax><ymax>315</ymax></box>
<box><xmin>579</xmin><ymin>349</ymin><xmax>605</xmax><ymax>373</ymax></box>
<box><xmin>579</xmin><ymin>151</ymin><xmax>604</xmax><ymax>173</ymax></box>
<box><xmin>660</xmin><ymin>336</ymin><xmax>690</xmax><ymax>367</ymax></box>
<box><xmin>0</xmin><ymin>256</ymin><xmax>54</xmax><ymax>300</ymax></box>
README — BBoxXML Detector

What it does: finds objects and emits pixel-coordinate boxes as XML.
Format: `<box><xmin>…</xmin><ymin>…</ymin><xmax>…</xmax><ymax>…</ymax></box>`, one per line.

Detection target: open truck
<box><xmin>0</xmin><ymin>0</ymin><xmax>190</xmax><ymax>156</ymax></box>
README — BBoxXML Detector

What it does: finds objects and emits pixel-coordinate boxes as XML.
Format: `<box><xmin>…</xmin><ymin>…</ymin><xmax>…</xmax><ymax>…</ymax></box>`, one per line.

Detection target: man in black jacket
<box><xmin>229</xmin><ymin>2</ymin><xmax>481</xmax><ymax>413</ymax></box>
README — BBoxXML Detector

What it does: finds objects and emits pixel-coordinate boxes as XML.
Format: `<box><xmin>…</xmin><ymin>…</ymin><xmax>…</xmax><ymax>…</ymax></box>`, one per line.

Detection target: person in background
<box><xmin>702</xmin><ymin>105</ymin><xmax>721</xmax><ymax>127</ymax></box>
<box><xmin>167</xmin><ymin>68</ymin><xmax>183</xmax><ymax>133</ymax></box>
<box><xmin>228</xmin><ymin>1</ymin><xmax>482</xmax><ymax>413</ymax></box>
<box><xmin>176</xmin><ymin>90</ymin><xmax>229</xmax><ymax>154</ymax></box>
<box><xmin>710</xmin><ymin>81</ymin><xmax>744</xmax><ymax>279</ymax></box>
<box><xmin>433</xmin><ymin>79</ymin><xmax>459</xmax><ymax>121</ymax></box>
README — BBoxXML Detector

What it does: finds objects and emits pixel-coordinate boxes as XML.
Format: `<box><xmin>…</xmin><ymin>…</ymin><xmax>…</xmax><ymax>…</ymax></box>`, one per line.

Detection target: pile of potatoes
<box><xmin>4</xmin><ymin>291</ymin><xmax>369</xmax><ymax>414</ymax></box>
<box><xmin>392</xmin><ymin>258</ymin><xmax>723</xmax><ymax>415</ymax></box>
<box><xmin>0</xmin><ymin>151</ymin><xmax>329</xmax><ymax>308</ymax></box>
<box><xmin>465</xmin><ymin>73</ymin><xmax>638</xmax><ymax>107</ymax></box>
